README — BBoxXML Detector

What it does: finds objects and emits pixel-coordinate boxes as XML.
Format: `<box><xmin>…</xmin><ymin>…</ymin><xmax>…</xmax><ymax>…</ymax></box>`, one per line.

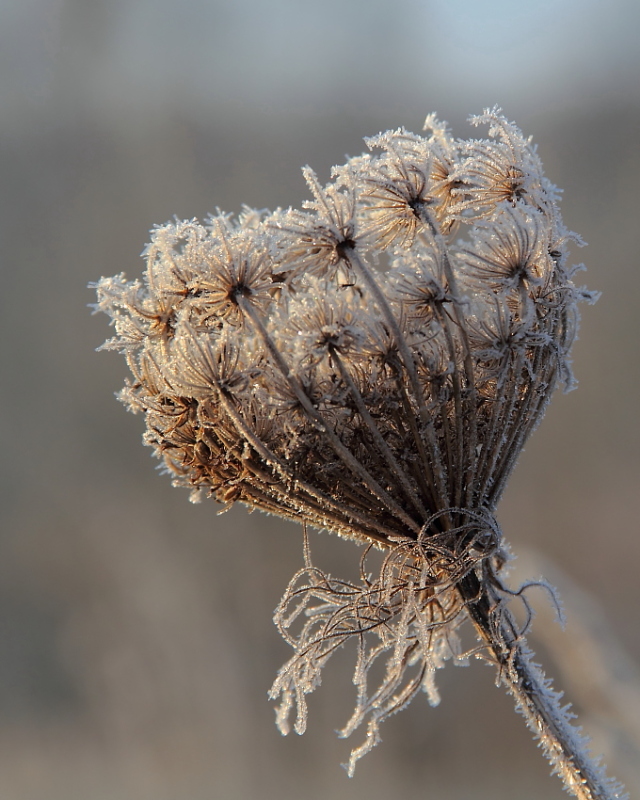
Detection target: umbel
<box><xmin>94</xmin><ymin>109</ymin><xmax>624</xmax><ymax>800</ymax></box>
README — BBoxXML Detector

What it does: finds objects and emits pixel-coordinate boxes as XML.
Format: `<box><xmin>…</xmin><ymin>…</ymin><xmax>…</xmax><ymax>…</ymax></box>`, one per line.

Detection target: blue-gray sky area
<box><xmin>6</xmin><ymin>0</ymin><xmax>640</xmax><ymax>119</ymax></box>
<box><xmin>1</xmin><ymin>1</ymin><xmax>639</xmax><ymax>798</ymax></box>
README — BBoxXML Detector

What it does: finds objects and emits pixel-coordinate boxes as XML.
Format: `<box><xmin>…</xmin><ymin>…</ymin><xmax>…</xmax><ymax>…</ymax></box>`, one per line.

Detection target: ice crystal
<box><xmin>94</xmin><ymin>109</ymin><xmax>622</xmax><ymax>799</ymax></box>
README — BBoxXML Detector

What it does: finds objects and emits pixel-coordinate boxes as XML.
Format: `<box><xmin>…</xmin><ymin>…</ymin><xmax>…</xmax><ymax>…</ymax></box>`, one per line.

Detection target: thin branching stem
<box><xmin>343</xmin><ymin>246</ymin><xmax>449</xmax><ymax>502</ymax></box>
<box><xmin>237</xmin><ymin>294</ymin><xmax>422</xmax><ymax>536</ymax></box>
<box><xmin>330</xmin><ymin>347</ymin><xmax>430</xmax><ymax>522</ymax></box>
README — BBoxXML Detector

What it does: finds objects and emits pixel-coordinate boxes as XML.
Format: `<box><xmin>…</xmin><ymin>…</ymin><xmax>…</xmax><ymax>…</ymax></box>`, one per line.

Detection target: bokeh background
<box><xmin>1</xmin><ymin>1</ymin><xmax>639</xmax><ymax>798</ymax></box>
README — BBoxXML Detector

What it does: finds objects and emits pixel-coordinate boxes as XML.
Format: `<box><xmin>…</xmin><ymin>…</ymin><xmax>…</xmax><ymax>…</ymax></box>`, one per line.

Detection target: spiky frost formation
<box><xmin>95</xmin><ymin>110</ymin><xmax>624</xmax><ymax>799</ymax></box>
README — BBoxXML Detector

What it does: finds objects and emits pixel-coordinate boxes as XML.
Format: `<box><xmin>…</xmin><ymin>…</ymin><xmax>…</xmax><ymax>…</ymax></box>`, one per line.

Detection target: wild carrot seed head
<box><xmin>94</xmin><ymin>107</ymin><xmax>597</xmax><ymax>771</ymax></box>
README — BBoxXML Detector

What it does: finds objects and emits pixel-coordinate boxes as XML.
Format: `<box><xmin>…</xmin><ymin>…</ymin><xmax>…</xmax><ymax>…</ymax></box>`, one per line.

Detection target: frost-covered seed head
<box><xmin>94</xmin><ymin>108</ymin><xmax>597</xmax><ymax>774</ymax></box>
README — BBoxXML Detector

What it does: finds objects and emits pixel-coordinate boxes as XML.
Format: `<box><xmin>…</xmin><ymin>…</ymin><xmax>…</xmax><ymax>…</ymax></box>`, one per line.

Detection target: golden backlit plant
<box><xmin>94</xmin><ymin>108</ymin><xmax>625</xmax><ymax>799</ymax></box>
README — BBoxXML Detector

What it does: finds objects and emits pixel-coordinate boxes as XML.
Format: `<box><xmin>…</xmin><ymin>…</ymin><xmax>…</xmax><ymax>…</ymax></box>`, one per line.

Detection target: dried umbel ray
<box><xmin>94</xmin><ymin>109</ymin><xmax>625</xmax><ymax>799</ymax></box>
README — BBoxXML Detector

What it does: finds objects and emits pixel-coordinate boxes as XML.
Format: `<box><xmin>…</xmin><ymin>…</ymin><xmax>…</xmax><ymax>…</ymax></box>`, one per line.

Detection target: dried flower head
<box><xmin>94</xmin><ymin>109</ymin><xmax>623</xmax><ymax>800</ymax></box>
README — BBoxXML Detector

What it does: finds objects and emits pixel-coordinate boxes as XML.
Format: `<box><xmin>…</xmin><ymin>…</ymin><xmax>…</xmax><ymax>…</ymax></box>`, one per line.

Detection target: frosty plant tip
<box><xmin>94</xmin><ymin>108</ymin><xmax>625</xmax><ymax>799</ymax></box>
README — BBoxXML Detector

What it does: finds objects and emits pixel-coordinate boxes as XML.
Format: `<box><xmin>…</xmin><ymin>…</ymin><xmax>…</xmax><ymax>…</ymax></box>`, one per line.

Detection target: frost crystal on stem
<box><xmin>94</xmin><ymin>108</ymin><xmax>624</xmax><ymax>799</ymax></box>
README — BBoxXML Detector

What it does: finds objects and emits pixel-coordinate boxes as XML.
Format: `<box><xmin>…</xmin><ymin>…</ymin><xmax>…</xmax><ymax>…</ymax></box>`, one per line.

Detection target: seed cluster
<box><xmin>94</xmin><ymin>108</ymin><xmax>597</xmax><ymax>772</ymax></box>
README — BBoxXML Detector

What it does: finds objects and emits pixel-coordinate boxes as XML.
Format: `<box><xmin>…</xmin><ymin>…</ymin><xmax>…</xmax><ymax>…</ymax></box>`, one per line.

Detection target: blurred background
<box><xmin>1</xmin><ymin>0</ymin><xmax>639</xmax><ymax>797</ymax></box>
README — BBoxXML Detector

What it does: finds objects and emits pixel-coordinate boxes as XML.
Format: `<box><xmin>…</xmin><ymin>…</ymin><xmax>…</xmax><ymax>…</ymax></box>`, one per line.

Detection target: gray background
<box><xmin>1</xmin><ymin>1</ymin><xmax>639</xmax><ymax>797</ymax></box>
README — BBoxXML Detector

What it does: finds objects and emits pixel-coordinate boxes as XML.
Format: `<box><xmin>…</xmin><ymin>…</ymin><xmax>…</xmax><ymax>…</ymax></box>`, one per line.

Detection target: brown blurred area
<box><xmin>1</xmin><ymin>1</ymin><xmax>639</xmax><ymax>797</ymax></box>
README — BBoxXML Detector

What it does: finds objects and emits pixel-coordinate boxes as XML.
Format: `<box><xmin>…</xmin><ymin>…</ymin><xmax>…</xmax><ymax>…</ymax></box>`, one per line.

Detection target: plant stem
<box><xmin>458</xmin><ymin>573</ymin><xmax>627</xmax><ymax>800</ymax></box>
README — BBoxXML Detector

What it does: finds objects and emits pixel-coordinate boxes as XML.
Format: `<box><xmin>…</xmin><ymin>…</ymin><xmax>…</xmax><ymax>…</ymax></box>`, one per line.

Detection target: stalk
<box><xmin>458</xmin><ymin>572</ymin><xmax>627</xmax><ymax>800</ymax></box>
